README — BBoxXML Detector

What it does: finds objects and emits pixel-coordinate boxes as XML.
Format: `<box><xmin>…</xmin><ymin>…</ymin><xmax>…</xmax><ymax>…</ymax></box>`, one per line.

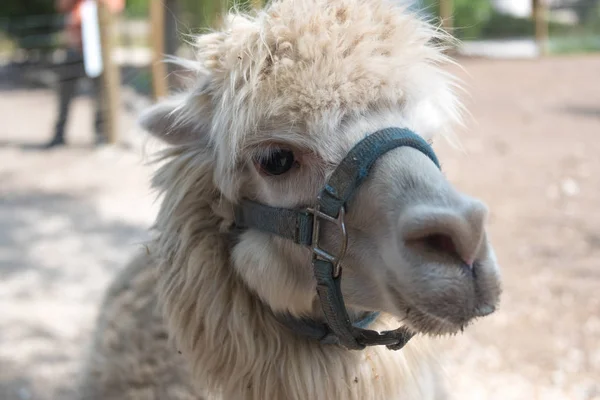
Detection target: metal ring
<box><xmin>306</xmin><ymin>205</ymin><xmax>348</xmax><ymax>278</ymax></box>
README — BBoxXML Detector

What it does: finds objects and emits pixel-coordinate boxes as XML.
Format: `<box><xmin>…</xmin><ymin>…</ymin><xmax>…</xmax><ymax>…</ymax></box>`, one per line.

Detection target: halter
<box><xmin>233</xmin><ymin>127</ymin><xmax>441</xmax><ymax>350</ymax></box>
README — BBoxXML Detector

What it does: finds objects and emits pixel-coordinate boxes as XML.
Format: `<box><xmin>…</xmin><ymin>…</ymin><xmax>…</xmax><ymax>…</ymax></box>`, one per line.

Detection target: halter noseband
<box><xmin>233</xmin><ymin>127</ymin><xmax>441</xmax><ymax>350</ymax></box>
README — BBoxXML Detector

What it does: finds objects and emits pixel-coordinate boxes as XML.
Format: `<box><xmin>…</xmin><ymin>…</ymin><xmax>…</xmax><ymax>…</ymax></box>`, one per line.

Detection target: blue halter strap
<box><xmin>233</xmin><ymin>127</ymin><xmax>440</xmax><ymax>350</ymax></box>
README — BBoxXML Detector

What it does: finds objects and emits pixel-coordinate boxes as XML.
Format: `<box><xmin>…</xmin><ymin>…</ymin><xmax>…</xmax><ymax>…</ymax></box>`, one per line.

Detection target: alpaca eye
<box><xmin>256</xmin><ymin>149</ymin><xmax>296</xmax><ymax>176</ymax></box>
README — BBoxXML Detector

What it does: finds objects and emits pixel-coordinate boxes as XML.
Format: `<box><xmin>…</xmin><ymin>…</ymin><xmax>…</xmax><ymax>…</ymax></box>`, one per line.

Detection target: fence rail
<box><xmin>1</xmin><ymin>1</ymin><xmax>598</xmax><ymax>88</ymax></box>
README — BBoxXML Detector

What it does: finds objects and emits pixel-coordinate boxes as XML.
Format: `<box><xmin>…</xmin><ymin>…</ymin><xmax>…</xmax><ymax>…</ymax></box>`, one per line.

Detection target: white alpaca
<box><xmin>78</xmin><ymin>0</ymin><xmax>502</xmax><ymax>399</ymax></box>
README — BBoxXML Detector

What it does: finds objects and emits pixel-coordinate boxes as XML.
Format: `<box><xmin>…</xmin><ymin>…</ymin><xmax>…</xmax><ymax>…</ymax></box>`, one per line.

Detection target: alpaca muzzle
<box><xmin>232</xmin><ymin>128</ymin><xmax>440</xmax><ymax>351</ymax></box>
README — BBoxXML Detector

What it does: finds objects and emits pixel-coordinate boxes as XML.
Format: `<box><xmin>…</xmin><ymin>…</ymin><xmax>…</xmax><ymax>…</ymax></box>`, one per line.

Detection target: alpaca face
<box><xmin>140</xmin><ymin>0</ymin><xmax>501</xmax><ymax>337</ymax></box>
<box><xmin>229</xmin><ymin>108</ymin><xmax>501</xmax><ymax>336</ymax></box>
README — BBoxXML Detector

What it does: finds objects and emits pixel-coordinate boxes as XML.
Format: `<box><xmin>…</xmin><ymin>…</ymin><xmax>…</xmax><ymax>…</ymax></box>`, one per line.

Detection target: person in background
<box><xmin>44</xmin><ymin>0</ymin><xmax>124</xmax><ymax>149</ymax></box>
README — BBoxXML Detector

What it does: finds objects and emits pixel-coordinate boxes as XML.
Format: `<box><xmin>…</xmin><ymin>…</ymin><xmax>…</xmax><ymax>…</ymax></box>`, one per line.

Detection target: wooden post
<box><xmin>164</xmin><ymin>0</ymin><xmax>179</xmax><ymax>87</ymax></box>
<box><xmin>440</xmin><ymin>0</ymin><xmax>453</xmax><ymax>34</ymax></box>
<box><xmin>533</xmin><ymin>0</ymin><xmax>549</xmax><ymax>55</ymax></box>
<box><xmin>97</xmin><ymin>0</ymin><xmax>121</xmax><ymax>144</ymax></box>
<box><xmin>150</xmin><ymin>0</ymin><xmax>168</xmax><ymax>100</ymax></box>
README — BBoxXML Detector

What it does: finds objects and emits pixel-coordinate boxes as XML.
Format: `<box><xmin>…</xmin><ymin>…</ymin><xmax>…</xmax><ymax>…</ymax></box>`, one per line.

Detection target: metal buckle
<box><xmin>306</xmin><ymin>203</ymin><xmax>348</xmax><ymax>278</ymax></box>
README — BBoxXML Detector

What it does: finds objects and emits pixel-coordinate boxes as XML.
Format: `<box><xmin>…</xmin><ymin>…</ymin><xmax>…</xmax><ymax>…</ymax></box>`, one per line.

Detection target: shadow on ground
<box><xmin>0</xmin><ymin>189</ymin><xmax>148</xmax><ymax>280</ymax></box>
<box><xmin>0</xmin><ymin>189</ymin><xmax>151</xmax><ymax>400</ymax></box>
<box><xmin>557</xmin><ymin>104</ymin><xmax>600</xmax><ymax>119</ymax></box>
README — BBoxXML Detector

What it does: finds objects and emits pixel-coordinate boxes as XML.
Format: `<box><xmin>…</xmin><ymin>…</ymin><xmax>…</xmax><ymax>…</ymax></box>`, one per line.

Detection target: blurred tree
<box><xmin>417</xmin><ymin>0</ymin><xmax>596</xmax><ymax>41</ymax></box>
<box><xmin>421</xmin><ymin>0</ymin><xmax>492</xmax><ymax>39</ymax></box>
<box><xmin>0</xmin><ymin>0</ymin><xmax>63</xmax><ymax>50</ymax></box>
<box><xmin>570</xmin><ymin>0</ymin><xmax>600</xmax><ymax>24</ymax></box>
<box><xmin>0</xmin><ymin>0</ymin><xmax>56</xmax><ymax>18</ymax></box>
<box><xmin>124</xmin><ymin>0</ymin><xmax>149</xmax><ymax>17</ymax></box>
<box><xmin>452</xmin><ymin>0</ymin><xmax>493</xmax><ymax>39</ymax></box>
<box><xmin>178</xmin><ymin>0</ymin><xmax>257</xmax><ymax>29</ymax></box>
<box><xmin>582</xmin><ymin>0</ymin><xmax>600</xmax><ymax>33</ymax></box>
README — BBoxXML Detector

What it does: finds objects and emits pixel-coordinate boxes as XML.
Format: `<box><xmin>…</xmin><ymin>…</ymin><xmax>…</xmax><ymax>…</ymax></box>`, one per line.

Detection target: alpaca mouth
<box><xmin>382</xmin><ymin>236</ymin><xmax>501</xmax><ymax>337</ymax></box>
<box><xmin>403</xmin><ymin>303</ymin><xmax>471</xmax><ymax>336</ymax></box>
<box><xmin>386</xmin><ymin>285</ymin><xmax>481</xmax><ymax>336</ymax></box>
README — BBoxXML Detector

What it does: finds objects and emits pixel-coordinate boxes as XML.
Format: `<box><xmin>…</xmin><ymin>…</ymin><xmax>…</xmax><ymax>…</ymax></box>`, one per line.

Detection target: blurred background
<box><xmin>0</xmin><ymin>0</ymin><xmax>598</xmax><ymax>399</ymax></box>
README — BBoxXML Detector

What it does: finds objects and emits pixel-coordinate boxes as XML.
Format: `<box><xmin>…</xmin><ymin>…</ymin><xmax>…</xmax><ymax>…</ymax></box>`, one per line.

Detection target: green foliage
<box><xmin>420</xmin><ymin>0</ymin><xmax>600</xmax><ymax>42</ymax></box>
<box><xmin>479</xmin><ymin>12</ymin><xmax>534</xmax><ymax>38</ymax></box>
<box><xmin>420</xmin><ymin>0</ymin><xmax>492</xmax><ymax>39</ymax></box>
<box><xmin>178</xmin><ymin>0</ymin><xmax>255</xmax><ymax>30</ymax></box>
<box><xmin>549</xmin><ymin>34</ymin><xmax>600</xmax><ymax>54</ymax></box>
<box><xmin>452</xmin><ymin>0</ymin><xmax>493</xmax><ymax>39</ymax></box>
<box><xmin>582</xmin><ymin>1</ymin><xmax>600</xmax><ymax>34</ymax></box>
<box><xmin>124</xmin><ymin>0</ymin><xmax>149</xmax><ymax>18</ymax></box>
<box><xmin>0</xmin><ymin>0</ymin><xmax>56</xmax><ymax>19</ymax></box>
<box><xmin>0</xmin><ymin>0</ymin><xmax>62</xmax><ymax>50</ymax></box>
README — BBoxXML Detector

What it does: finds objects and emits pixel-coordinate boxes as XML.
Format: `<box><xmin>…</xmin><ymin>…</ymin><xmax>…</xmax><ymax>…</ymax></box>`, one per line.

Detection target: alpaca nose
<box><xmin>398</xmin><ymin>199</ymin><xmax>488</xmax><ymax>267</ymax></box>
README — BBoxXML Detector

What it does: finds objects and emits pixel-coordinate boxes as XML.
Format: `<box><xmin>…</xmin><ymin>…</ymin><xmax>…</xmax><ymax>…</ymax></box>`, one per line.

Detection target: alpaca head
<box><xmin>141</xmin><ymin>0</ymin><xmax>501</xmax><ymax>340</ymax></box>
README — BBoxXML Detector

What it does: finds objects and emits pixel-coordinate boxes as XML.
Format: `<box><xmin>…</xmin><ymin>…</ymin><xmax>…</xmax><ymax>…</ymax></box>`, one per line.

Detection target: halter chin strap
<box><xmin>233</xmin><ymin>128</ymin><xmax>441</xmax><ymax>350</ymax></box>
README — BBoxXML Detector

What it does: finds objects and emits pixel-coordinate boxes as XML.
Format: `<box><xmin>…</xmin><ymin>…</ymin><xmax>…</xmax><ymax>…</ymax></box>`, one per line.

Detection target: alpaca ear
<box><xmin>138</xmin><ymin>92</ymin><xmax>212</xmax><ymax>146</ymax></box>
<box><xmin>139</xmin><ymin>12</ymin><xmax>255</xmax><ymax>146</ymax></box>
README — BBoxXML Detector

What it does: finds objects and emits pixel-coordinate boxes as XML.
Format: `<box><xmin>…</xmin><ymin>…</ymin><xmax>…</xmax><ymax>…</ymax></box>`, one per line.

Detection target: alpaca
<box><xmin>78</xmin><ymin>0</ymin><xmax>502</xmax><ymax>399</ymax></box>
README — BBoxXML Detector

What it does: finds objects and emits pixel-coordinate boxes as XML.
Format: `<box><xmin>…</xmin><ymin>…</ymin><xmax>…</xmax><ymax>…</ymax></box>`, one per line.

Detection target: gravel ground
<box><xmin>0</xmin><ymin>55</ymin><xmax>599</xmax><ymax>400</ymax></box>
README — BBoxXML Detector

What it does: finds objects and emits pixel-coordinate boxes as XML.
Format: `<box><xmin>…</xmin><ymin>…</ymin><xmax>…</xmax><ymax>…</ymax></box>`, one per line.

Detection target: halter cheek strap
<box><xmin>233</xmin><ymin>128</ymin><xmax>441</xmax><ymax>350</ymax></box>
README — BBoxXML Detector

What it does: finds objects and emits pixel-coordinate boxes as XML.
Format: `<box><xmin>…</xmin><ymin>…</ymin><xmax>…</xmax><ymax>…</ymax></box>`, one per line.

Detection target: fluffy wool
<box><xmin>159</xmin><ymin>0</ymin><xmax>462</xmax><ymax>199</ymax></box>
<box><xmin>77</xmin><ymin>0</ymin><xmax>501</xmax><ymax>399</ymax></box>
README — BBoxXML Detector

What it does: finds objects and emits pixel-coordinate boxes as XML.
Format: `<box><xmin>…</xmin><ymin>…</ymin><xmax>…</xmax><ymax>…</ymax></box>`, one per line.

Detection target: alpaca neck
<box><xmin>157</xmin><ymin>224</ymin><xmax>440</xmax><ymax>400</ymax></box>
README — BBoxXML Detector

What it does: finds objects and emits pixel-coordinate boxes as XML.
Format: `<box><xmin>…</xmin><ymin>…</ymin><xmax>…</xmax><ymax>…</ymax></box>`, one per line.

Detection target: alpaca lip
<box><xmin>387</xmin><ymin>284</ymin><xmax>479</xmax><ymax>335</ymax></box>
<box><xmin>460</xmin><ymin>261</ymin><xmax>475</xmax><ymax>276</ymax></box>
<box><xmin>473</xmin><ymin>304</ymin><xmax>495</xmax><ymax>317</ymax></box>
<box><xmin>400</xmin><ymin>302</ymin><xmax>469</xmax><ymax>335</ymax></box>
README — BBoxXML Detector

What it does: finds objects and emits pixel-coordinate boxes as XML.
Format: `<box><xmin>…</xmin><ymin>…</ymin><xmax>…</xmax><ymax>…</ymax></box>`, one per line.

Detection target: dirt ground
<box><xmin>0</xmin><ymin>55</ymin><xmax>599</xmax><ymax>400</ymax></box>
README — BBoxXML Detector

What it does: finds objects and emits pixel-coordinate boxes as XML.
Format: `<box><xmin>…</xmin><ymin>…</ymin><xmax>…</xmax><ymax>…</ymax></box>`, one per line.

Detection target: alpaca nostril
<box><xmin>422</xmin><ymin>234</ymin><xmax>459</xmax><ymax>260</ymax></box>
<box><xmin>407</xmin><ymin>231</ymin><xmax>472</xmax><ymax>268</ymax></box>
<box><xmin>399</xmin><ymin>202</ymin><xmax>488</xmax><ymax>268</ymax></box>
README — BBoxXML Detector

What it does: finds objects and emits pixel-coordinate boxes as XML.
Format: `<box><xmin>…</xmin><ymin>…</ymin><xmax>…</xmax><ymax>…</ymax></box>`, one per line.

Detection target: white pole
<box><xmin>81</xmin><ymin>0</ymin><xmax>103</xmax><ymax>78</ymax></box>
